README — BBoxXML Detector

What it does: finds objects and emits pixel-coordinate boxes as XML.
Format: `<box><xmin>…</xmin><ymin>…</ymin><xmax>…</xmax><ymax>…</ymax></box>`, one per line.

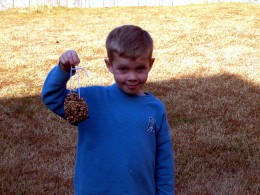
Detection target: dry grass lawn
<box><xmin>0</xmin><ymin>3</ymin><xmax>259</xmax><ymax>194</ymax></box>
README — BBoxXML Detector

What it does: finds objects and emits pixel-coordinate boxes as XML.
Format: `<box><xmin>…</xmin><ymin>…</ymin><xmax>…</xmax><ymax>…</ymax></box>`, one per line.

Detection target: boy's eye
<box><xmin>118</xmin><ymin>67</ymin><xmax>128</xmax><ymax>71</ymax></box>
<box><xmin>136</xmin><ymin>66</ymin><xmax>146</xmax><ymax>71</ymax></box>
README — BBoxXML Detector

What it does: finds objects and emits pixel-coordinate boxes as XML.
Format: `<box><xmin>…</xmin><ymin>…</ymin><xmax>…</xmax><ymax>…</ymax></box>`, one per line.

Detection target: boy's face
<box><xmin>105</xmin><ymin>53</ymin><xmax>154</xmax><ymax>96</ymax></box>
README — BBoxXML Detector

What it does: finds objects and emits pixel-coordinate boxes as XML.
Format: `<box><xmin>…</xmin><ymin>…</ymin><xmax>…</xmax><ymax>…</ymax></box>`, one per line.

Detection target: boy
<box><xmin>42</xmin><ymin>25</ymin><xmax>174</xmax><ymax>195</ymax></box>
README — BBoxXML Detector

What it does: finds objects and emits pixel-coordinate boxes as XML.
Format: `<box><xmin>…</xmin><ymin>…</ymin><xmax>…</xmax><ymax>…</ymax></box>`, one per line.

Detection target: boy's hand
<box><xmin>59</xmin><ymin>50</ymin><xmax>80</xmax><ymax>72</ymax></box>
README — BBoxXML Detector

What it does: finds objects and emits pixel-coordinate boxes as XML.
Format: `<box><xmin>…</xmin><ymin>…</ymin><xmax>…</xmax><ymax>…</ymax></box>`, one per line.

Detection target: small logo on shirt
<box><xmin>147</xmin><ymin>117</ymin><xmax>156</xmax><ymax>132</ymax></box>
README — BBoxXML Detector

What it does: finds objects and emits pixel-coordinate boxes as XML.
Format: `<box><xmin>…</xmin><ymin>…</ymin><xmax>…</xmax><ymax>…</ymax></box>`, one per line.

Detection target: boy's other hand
<box><xmin>59</xmin><ymin>50</ymin><xmax>80</xmax><ymax>72</ymax></box>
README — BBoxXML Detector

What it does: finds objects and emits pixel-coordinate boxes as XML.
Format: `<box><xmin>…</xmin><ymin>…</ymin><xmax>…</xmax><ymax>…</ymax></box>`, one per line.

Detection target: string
<box><xmin>69</xmin><ymin>66</ymin><xmax>89</xmax><ymax>98</ymax></box>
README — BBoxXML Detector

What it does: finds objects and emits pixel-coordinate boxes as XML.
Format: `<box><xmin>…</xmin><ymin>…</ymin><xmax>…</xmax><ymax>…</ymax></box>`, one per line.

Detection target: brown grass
<box><xmin>0</xmin><ymin>3</ymin><xmax>259</xmax><ymax>194</ymax></box>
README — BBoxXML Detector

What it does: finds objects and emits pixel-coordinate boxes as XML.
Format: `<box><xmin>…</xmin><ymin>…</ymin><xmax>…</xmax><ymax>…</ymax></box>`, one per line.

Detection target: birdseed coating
<box><xmin>64</xmin><ymin>92</ymin><xmax>88</xmax><ymax>123</ymax></box>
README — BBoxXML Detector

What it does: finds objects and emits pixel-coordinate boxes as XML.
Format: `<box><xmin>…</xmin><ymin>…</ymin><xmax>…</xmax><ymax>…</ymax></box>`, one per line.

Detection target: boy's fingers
<box><xmin>59</xmin><ymin>50</ymin><xmax>80</xmax><ymax>68</ymax></box>
<box><xmin>67</xmin><ymin>50</ymin><xmax>80</xmax><ymax>66</ymax></box>
<box><xmin>59</xmin><ymin>55</ymin><xmax>66</xmax><ymax>65</ymax></box>
<box><xmin>69</xmin><ymin>50</ymin><xmax>80</xmax><ymax>66</ymax></box>
<box><xmin>66</xmin><ymin>51</ymin><xmax>73</xmax><ymax>65</ymax></box>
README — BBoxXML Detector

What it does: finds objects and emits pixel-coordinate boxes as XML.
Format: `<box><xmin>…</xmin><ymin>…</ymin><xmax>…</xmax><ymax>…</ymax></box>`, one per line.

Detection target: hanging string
<box><xmin>69</xmin><ymin>66</ymin><xmax>89</xmax><ymax>98</ymax></box>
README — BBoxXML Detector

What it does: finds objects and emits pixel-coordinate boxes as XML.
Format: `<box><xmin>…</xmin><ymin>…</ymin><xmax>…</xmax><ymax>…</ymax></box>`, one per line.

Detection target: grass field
<box><xmin>0</xmin><ymin>3</ymin><xmax>259</xmax><ymax>194</ymax></box>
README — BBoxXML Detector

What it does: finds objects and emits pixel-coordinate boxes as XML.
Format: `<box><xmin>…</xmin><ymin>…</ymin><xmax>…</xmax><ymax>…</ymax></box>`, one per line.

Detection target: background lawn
<box><xmin>0</xmin><ymin>3</ymin><xmax>259</xmax><ymax>194</ymax></box>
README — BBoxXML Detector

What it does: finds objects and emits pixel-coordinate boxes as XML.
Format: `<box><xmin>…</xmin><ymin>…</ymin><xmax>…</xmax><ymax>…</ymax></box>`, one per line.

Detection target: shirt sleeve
<box><xmin>41</xmin><ymin>65</ymin><xmax>71</xmax><ymax>120</ymax></box>
<box><xmin>155</xmin><ymin>112</ymin><xmax>175</xmax><ymax>195</ymax></box>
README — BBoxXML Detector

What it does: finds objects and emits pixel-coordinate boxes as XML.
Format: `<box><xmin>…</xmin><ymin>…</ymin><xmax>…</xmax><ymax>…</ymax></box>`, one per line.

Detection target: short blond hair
<box><xmin>105</xmin><ymin>25</ymin><xmax>153</xmax><ymax>62</ymax></box>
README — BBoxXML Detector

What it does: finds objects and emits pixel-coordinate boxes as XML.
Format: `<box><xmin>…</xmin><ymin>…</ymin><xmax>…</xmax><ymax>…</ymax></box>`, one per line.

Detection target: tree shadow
<box><xmin>1</xmin><ymin>73</ymin><xmax>259</xmax><ymax>194</ymax></box>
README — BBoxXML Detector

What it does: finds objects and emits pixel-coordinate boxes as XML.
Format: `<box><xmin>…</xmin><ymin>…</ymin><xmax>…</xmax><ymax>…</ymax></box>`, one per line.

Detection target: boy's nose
<box><xmin>128</xmin><ymin>72</ymin><xmax>137</xmax><ymax>81</ymax></box>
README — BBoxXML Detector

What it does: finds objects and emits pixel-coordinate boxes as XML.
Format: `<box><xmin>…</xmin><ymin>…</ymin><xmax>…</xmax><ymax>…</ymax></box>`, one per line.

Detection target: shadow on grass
<box><xmin>1</xmin><ymin>73</ymin><xmax>259</xmax><ymax>194</ymax></box>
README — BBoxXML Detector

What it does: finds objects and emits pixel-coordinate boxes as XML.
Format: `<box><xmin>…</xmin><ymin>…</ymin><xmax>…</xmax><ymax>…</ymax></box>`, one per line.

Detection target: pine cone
<box><xmin>64</xmin><ymin>92</ymin><xmax>88</xmax><ymax>123</ymax></box>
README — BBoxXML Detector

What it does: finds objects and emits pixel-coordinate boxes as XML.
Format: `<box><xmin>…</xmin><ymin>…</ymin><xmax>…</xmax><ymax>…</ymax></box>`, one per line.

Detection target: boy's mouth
<box><xmin>126</xmin><ymin>84</ymin><xmax>139</xmax><ymax>90</ymax></box>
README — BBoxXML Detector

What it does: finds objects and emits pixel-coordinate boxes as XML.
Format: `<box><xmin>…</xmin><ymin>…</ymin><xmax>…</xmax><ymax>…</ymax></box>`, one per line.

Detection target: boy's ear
<box><xmin>105</xmin><ymin>59</ymin><xmax>113</xmax><ymax>73</ymax></box>
<box><xmin>149</xmin><ymin>58</ymin><xmax>155</xmax><ymax>70</ymax></box>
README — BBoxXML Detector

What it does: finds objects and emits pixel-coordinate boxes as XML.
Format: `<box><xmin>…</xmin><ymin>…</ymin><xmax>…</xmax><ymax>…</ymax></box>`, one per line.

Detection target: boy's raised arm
<box><xmin>41</xmin><ymin>65</ymin><xmax>70</xmax><ymax>119</ymax></box>
<box><xmin>41</xmin><ymin>50</ymin><xmax>80</xmax><ymax>119</ymax></box>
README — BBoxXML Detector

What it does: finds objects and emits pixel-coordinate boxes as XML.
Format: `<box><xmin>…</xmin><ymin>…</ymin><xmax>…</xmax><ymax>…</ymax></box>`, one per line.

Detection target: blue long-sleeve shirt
<box><xmin>41</xmin><ymin>65</ymin><xmax>174</xmax><ymax>195</ymax></box>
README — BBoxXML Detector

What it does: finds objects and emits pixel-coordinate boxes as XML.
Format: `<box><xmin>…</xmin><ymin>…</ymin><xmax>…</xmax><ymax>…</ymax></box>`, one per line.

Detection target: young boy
<box><xmin>42</xmin><ymin>25</ymin><xmax>174</xmax><ymax>195</ymax></box>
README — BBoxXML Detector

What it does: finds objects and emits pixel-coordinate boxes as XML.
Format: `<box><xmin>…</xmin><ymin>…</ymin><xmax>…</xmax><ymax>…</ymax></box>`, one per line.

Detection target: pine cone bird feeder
<box><xmin>64</xmin><ymin>92</ymin><xmax>88</xmax><ymax>123</ymax></box>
